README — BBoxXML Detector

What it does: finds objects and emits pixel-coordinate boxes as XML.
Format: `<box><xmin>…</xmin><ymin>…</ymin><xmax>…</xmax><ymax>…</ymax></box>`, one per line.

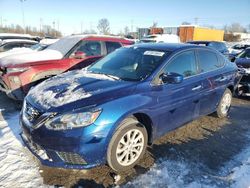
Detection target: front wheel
<box><xmin>216</xmin><ymin>88</ymin><xmax>232</xmax><ymax>118</ymax></box>
<box><xmin>107</xmin><ymin>118</ymin><xmax>148</xmax><ymax>172</ymax></box>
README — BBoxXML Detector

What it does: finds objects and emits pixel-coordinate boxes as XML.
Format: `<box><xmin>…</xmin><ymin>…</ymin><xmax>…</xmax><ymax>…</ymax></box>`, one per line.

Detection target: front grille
<box><xmin>56</xmin><ymin>151</ymin><xmax>87</xmax><ymax>165</ymax></box>
<box><xmin>241</xmin><ymin>75</ymin><xmax>250</xmax><ymax>83</ymax></box>
<box><xmin>0</xmin><ymin>67</ymin><xmax>5</xmax><ymax>75</ymax></box>
<box><xmin>24</xmin><ymin>102</ymin><xmax>42</xmax><ymax>123</ymax></box>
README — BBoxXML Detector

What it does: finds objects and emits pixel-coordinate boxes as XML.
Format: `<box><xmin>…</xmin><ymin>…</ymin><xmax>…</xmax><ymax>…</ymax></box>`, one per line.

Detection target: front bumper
<box><xmin>0</xmin><ymin>76</ymin><xmax>25</xmax><ymax>100</ymax></box>
<box><xmin>238</xmin><ymin>74</ymin><xmax>250</xmax><ymax>96</ymax></box>
<box><xmin>20</xmin><ymin>113</ymin><xmax>112</xmax><ymax>169</ymax></box>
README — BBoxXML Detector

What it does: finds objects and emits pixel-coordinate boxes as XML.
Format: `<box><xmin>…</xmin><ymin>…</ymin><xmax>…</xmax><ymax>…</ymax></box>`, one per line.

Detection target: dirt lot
<box><xmin>0</xmin><ymin>92</ymin><xmax>250</xmax><ymax>187</ymax></box>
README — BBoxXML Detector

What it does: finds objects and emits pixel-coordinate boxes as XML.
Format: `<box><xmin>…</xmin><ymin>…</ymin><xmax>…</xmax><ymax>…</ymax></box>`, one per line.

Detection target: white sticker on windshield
<box><xmin>144</xmin><ymin>51</ymin><xmax>165</xmax><ymax>56</ymax></box>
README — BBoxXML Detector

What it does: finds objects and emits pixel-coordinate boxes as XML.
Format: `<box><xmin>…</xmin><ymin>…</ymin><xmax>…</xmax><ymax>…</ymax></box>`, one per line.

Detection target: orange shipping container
<box><xmin>150</xmin><ymin>28</ymin><xmax>163</xmax><ymax>35</ymax></box>
<box><xmin>179</xmin><ymin>26</ymin><xmax>224</xmax><ymax>42</ymax></box>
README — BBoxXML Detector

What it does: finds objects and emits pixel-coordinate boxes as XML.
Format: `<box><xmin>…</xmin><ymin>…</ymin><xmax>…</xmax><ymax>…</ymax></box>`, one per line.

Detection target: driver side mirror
<box><xmin>230</xmin><ymin>56</ymin><xmax>236</xmax><ymax>62</ymax></box>
<box><xmin>71</xmin><ymin>51</ymin><xmax>86</xmax><ymax>59</ymax></box>
<box><xmin>160</xmin><ymin>72</ymin><xmax>184</xmax><ymax>84</ymax></box>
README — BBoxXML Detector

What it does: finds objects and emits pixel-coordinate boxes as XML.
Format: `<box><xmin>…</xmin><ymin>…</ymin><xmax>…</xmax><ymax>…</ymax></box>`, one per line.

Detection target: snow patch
<box><xmin>230</xmin><ymin>159</ymin><xmax>250</xmax><ymax>188</ymax></box>
<box><xmin>0</xmin><ymin>49</ymin><xmax>63</xmax><ymax>66</ymax></box>
<box><xmin>28</xmin><ymin>69</ymin><xmax>115</xmax><ymax>109</ymax></box>
<box><xmin>224</xmin><ymin>133</ymin><xmax>250</xmax><ymax>188</ymax></box>
<box><xmin>0</xmin><ymin>48</ymin><xmax>34</xmax><ymax>59</ymax></box>
<box><xmin>0</xmin><ymin>113</ymin><xmax>46</xmax><ymax>187</ymax></box>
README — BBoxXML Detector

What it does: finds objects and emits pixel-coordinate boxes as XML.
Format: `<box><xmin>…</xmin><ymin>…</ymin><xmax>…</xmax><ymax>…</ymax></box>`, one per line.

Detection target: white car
<box><xmin>228</xmin><ymin>43</ymin><xmax>250</xmax><ymax>55</ymax></box>
<box><xmin>0</xmin><ymin>39</ymin><xmax>38</xmax><ymax>53</ymax></box>
<box><xmin>140</xmin><ymin>34</ymin><xmax>180</xmax><ymax>43</ymax></box>
<box><xmin>0</xmin><ymin>38</ymin><xmax>58</xmax><ymax>59</ymax></box>
<box><xmin>0</xmin><ymin>33</ymin><xmax>39</xmax><ymax>41</ymax></box>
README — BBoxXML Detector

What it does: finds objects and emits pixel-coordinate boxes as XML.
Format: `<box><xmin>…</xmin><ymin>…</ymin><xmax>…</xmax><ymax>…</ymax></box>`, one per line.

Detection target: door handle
<box><xmin>219</xmin><ymin>76</ymin><xmax>227</xmax><ymax>82</ymax></box>
<box><xmin>192</xmin><ymin>85</ymin><xmax>202</xmax><ymax>91</ymax></box>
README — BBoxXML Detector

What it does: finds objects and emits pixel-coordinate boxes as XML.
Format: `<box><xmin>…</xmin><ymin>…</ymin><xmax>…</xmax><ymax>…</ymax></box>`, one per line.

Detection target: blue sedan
<box><xmin>20</xmin><ymin>43</ymin><xmax>239</xmax><ymax>172</ymax></box>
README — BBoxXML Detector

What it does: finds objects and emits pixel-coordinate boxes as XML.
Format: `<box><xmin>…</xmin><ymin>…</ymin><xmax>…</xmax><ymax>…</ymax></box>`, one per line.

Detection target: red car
<box><xmin>0</xmin><ymin>35</ymin><xmax>133</xmax><ymax>100</ymax></box>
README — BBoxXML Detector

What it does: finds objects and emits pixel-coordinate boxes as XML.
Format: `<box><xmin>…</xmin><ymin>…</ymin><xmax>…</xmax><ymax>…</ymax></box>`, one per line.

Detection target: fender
<box><xmin>31</xmin><ymin>69</ymin><xmax>64</xmax><ymax>82</ymax></box>
<box><xmin>95</xmin><ymin>94</ymin><xmax>158</xmax><ymax>149</ymax></box>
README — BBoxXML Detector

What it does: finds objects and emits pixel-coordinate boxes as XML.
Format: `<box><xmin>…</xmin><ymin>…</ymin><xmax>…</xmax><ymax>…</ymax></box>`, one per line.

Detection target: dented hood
<box><xmin>26</xmin><ymin>69</ymin><xmax>136</xmax><ymax>112</ymax></box>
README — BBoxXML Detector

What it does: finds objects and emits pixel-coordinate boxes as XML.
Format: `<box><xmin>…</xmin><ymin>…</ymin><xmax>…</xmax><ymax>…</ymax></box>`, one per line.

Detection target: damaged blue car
<box><xmin>20</xmin><ymin>43</ymin><xmax>239</xmax><ymax>172</ymax></box>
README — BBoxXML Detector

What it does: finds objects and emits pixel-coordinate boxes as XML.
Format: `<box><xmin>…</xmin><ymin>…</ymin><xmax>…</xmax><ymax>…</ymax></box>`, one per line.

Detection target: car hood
<box><xmin>27</xmin><ymin>69</ymin><xmax>136</xmax><ymax>112</ymax></box>
<box><xmin>0</xmin><ymin>49</ymin><xmax>63</xmax><ymax>67</ymax></box>
<box><xmin>235</xmin><ymin>58</ymin><xmax>250</xmax><ymax>68</ymax></box>
<box><xmin>0</xmin><ymin>47</ymin><xmax>34</xmax><ymax>59</ymax></box>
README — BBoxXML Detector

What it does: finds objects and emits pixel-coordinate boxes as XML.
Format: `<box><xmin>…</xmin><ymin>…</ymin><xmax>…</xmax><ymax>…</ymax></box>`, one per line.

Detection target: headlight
<box><xmin>45</xmin><ymin>110</ymin><xmax>101</xmax><ymax>130</ymax></box>
<box><xmin>7</xmin><ymin>67</ymin><xmax>29</xmax><ymax>73</ymax></box>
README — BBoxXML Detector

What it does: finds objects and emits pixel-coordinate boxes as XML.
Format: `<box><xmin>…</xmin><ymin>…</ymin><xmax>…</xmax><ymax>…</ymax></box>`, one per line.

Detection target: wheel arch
<box><xmin>227</xmin><ymin>84</ymin><xmax>234</xmax><ymax>94</ymax></box>
<box><xmin>108</xmin><ymin>110</ymin><xmax>154</xmax><ymax>146</ymax></box>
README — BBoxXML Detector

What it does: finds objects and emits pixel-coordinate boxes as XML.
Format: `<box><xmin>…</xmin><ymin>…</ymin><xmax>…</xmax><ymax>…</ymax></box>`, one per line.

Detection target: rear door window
<box><xmin>2</xmin><ymin>43</ymin><xmax>21</xmax><ymax>51</ymax></box>
<box><xmin>197</xmin><ymin>50</ymin><xmax>222</xmax><ymax>73</ymax></box>
<box><xmin>105</xmin><ymin>42</ymin><xmax>122</xmax><ymax>54</ymax></box>
<box><xmin>164</xmin><ymin>50</ymin><xmax>197</xmax><ymax>78</ymax></box>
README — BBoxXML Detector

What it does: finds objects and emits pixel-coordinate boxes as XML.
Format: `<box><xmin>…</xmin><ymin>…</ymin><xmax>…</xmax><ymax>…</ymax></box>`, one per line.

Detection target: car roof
<box><xmin>68</xmin><ymin>34</ymin><xmax>130</xmax><ymax>40</ymax></box>
<box><xmin>187</xmin><ymin>41</ymin><xmax>224</xmax><ymax>44</ymax></box>
<box><xmin>132</xmin><ymin>42</ymin><xmax>207</xmax><ymax>52</ymax></box>
<box><xmin>0</xmin><ymin>33</ymin><xmax>33</xmax><ymax>38</ymax></box>
<box><xmin>0</xmin><ymin>39</ymin><xmax>38</xmax><ymax>44</ymax></box>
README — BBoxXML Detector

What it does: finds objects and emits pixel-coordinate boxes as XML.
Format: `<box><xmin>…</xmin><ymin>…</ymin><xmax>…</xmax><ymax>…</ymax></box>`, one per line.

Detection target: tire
<box><xmin>216</xmin><ymin>88</ymin><xmax>232</xmax><ymax>118</ymax></box>
<box><xmin>107</xmin><ymin>117</ymin><xmax>148</xmax><ymax>172</ymax></box>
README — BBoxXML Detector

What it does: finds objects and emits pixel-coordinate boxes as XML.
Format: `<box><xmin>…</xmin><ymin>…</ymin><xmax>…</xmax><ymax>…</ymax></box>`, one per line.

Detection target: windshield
<box><xmin>140</xmin><ymin>40</ymin><xmax>157</xmax><ymax>43</ymax></box>
<box><xmin>144</xmin><ymin>36</ymin><xmax>157</xmax><ymax>39</ymax></box>
<box><xmin>237</xmin><ymin>49</ymin><xmax>250</xmax><ymax>59</ymax></box>
<box><xmin>46</xmin><ymin>36</ymin><xmax>82</xmax><ymax>56</ymax></box>
<box><xmin>88</xmin><ymin>47</ymin><xmax>169</xmax><ymax>81</ymax></box>
<box><xmin>30</xmin><ymin>43</ymin><xmax>47</xmax><ymax>51</ymax></box>
<box><xmin>233</xmin><ymin>44</ymin><xmax>250</xmax><ymax>50</ymax></box>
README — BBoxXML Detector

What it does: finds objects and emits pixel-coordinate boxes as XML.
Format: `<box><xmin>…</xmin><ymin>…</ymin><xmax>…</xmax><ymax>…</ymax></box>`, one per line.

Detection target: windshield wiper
<box><xmin>102</xmin><ymin>73</ymin><xmax>120</xmax><ymax>81</ymax></box>
<box><xmin>88</xmin><ymin>71</ymin><xmax>120</xmax><ymax>81</ymax></box>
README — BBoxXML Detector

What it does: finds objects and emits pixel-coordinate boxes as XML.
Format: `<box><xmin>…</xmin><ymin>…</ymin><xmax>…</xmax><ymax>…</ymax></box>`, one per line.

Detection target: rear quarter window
<box><xmin>105</xmin><ymin>42</ymin><xmax>122</xmax><ymax>54</ymax></box>
<box><xmin>197</xmin><ymin>50</ymin><xmax>223</xmax><ymax>73</ymax></box>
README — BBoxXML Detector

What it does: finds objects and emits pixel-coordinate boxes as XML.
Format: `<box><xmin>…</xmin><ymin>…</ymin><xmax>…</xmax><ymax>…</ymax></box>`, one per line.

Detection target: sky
<box><xmin>0</xmin><ymin>0</ymin><xmax>250</xmax><ymax>36</ymax></box>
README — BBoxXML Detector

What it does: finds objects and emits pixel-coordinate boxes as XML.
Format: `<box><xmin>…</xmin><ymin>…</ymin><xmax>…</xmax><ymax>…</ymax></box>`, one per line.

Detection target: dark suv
<box><xmin>234</xmin><ymin>48</ymin><xmax>250</xmax><ymax>96</ymax></box>
<box><xmin>187</xmin><ymin>41</ymin><xmax>229</xmax><ymax>58</ymax></box>
<box><xmin>20</xmin><ymin>43</ymin><xmax>239</xmax><ymax>172</ymax></box>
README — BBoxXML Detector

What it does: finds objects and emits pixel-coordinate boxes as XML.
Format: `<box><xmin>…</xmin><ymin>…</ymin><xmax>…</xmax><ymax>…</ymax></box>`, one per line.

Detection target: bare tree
<box><xmin>181</xmin><ymin>21</ymin><xmax>191</xmax><ymax>25</ymax></box>
<box><xmin>151</xmin><ymin>21</ymin><xmax>158</xmax><ymax>28</ymax></box>
<box><xmin>97</xmin><ymin>18</ymin><xmax>110</xmax><ymax>34</ymax></box>
<box><xmin>225</xmin><ymin>23</ymin><xmax>247</xmax><ymax>33</ymax></box>
<box><xmin>0</xmin><ymin>24</ymin><xmax>62</xmax><ymax>37</ymax></box>
<box><xmin>83</xmin><ymin>29</ymin><xmax>97</xmax><ymax>34</ymax></box>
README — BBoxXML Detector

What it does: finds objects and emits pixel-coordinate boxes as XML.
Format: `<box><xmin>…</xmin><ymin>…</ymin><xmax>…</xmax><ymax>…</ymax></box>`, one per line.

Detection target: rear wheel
<box><xmin>107</xmin><ymin>118</ymin><xmax>148</xmax><ymax>172</ymax></box>
<box><xmin>216</xmin><ymin>88</ymin><xmax>232</xmax><ymax>118</ymax></box>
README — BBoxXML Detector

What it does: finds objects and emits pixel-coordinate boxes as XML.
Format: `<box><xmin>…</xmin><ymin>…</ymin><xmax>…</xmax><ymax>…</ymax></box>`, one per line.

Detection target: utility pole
<box><xmin>20</xmin><ymin>0</ymin><xmax>26</xmax><ymax>33</ymax></box>
<box><xmin>131</xmin><ymin>20</ymin><xmax>134</xmax><ymax>32</ymax></box>
<box><xmin>81</xmin><ymin>21</ymin><xmax>83</xmax><ymax>34</ymax></box>
<box><xmin>194</xmin><ymin>17</ymin><xmax>199</xmax><ymax>25</ymax></box>
<box><xmin>52</xmin><ymin>21</ymin><xmax>56</xmax><ymax>37</ymax></box>
<box><xmin>0</xmin><ymin>16</ymin><xmax>2</xmax><ymax>28</ymax></box>
<box><xmin>39</xmin><ymin>18</ymin><xmax>42</xmax><ymax>33</ymax></box>
<box><xmin>57</xmin><ymin>19</ymin><xmax>59</xmax><ymax>32</ymax></box>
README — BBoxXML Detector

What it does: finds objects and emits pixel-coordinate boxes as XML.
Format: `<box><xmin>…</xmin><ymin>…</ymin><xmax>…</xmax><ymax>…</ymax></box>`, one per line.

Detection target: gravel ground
<box><xmin>0</xmin><ymin>92</ymin><xmax>250</xmax><ymax>187</ymax></box>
